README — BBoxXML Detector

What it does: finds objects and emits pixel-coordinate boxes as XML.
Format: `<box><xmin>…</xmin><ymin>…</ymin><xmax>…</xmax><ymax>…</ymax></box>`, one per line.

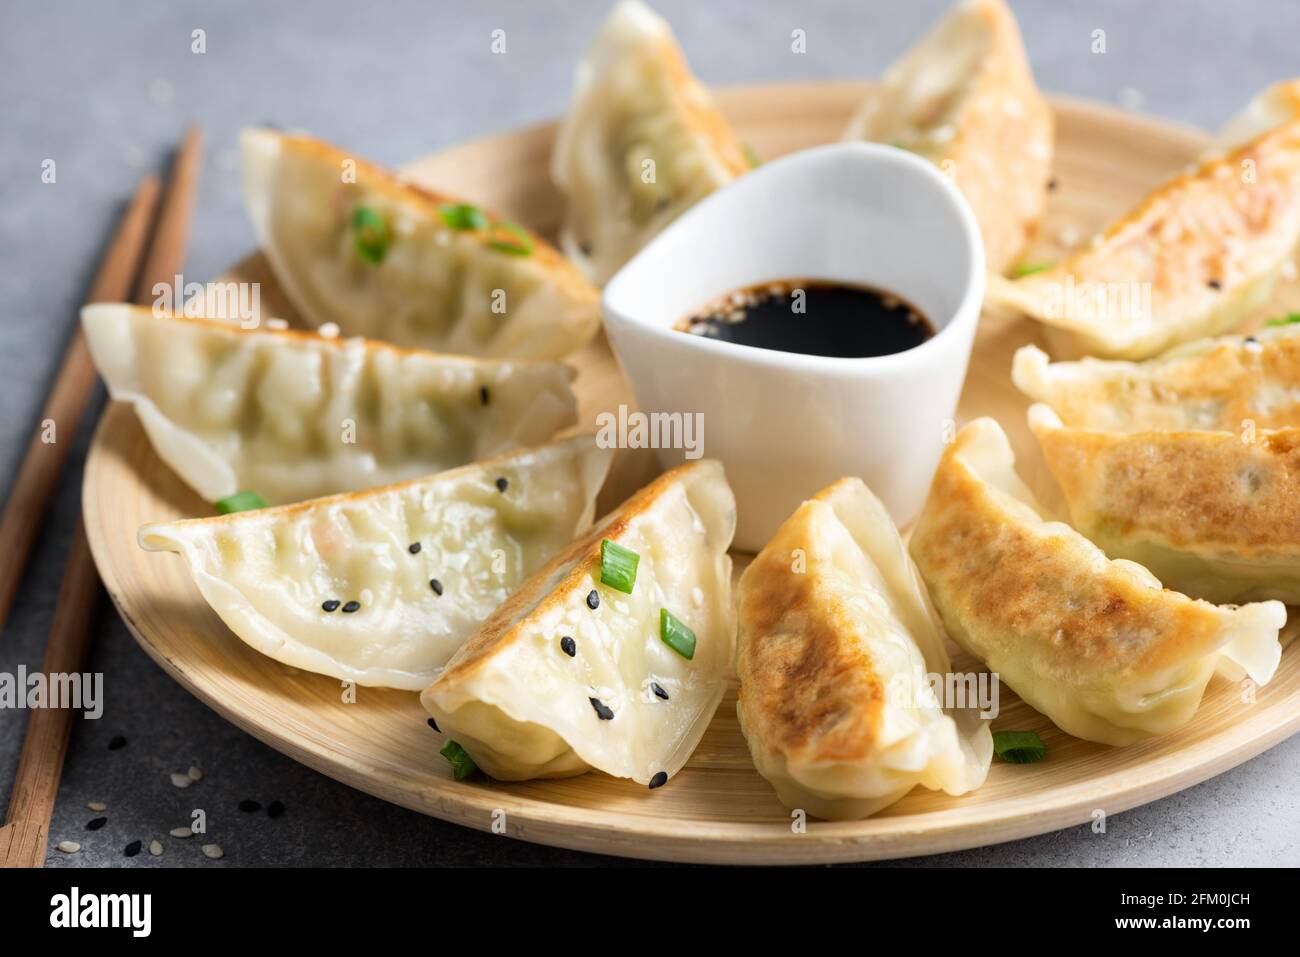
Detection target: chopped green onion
<box><xmin>352</xmin><ymin>206</ymin><xmax>391</xmax><ymax>264</ymax></box>
<box><xmin>599</xmin><ymin>539</ymin><xmax>639</xmax><ymax>594</ymax></box>
<box><xmin>1266</xmin><ymin>312</ymin><xmax>1300</xmax><ymax>327</ymax></box>
<box><xmin>742</xmin><ymin>142</ymin><xmax>762</xmax><ymax>168</ymax></box>
<box><xmin>891</xmin><ymin>140</ymin><xmax>909</xmax><ymax>151</ymax></box>
<box><xmin>486</xmin><ymin>220</ymin><xmax>534</xmax><ymax>256</ymax></box>
<box><xmin>440</xmin><ymin>740</ymin><xmax>478</xmax><ymax>781</ymax></box>
<box><xmin>214</xmin><ymin>490</ymin><xmax>268</xmax><ymax>514</ymax></box>
<box><xmin>438</xmin><ymin>202</ymin><xmax>487</xmax><ymax>231</ymax></box>
<box><xmin>992</xmin><ymin>730</ymin><xmax>1046</xmax><ymax>764</ymax></box>
<box><xmin>659</xmin><ymin>608</ymin><xmax>696</xmax><ymax>660</ymax></box>
<box><xmin>1012</xmin><ymin>261</ymin><xmax>1054</xmax><ymax>278</ymax></box>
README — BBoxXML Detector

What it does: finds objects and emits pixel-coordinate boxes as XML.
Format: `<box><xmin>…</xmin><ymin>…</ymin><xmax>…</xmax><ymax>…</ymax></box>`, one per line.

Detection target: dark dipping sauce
<box><xmin>675</xmin><ymin>279</ymin><xmax>934</xmax><ymax>359</ymax></box>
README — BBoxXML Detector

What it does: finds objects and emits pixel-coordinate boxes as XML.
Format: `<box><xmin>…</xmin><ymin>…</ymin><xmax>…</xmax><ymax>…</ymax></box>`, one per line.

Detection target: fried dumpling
<box><xmin>551</xmin><ymin>0</ymin><xmax>751</xmax><ymax>285</ymax></box>
<box><xmin>986</xmin><ymin>81</ymin><xmax>1300</xmax><ymax>359</ymax></box>
<box><xmin>421</xmin><ymin>460</ymin><xmax>735</xmax><ymax>784</ymax></box>
<box><xmin>843</xmin><ymin>0</ymin><xmax>1053</xmax><ymax>274</ymax></box>
<box><xmin>736</xmin><ymin>479</ymin><xmax>991</xmax><ymax>821</ymax></box>
<box><xmin>242</xmin><ymin>128</ymin><xmax>599</xmax><ymax>359</ymax></box>
<box><xmin>1029</xmin><ymin>405</ymin><xmax>1300</xmax><ymax>605</ymax></box>
<box><xmin>83</xmin><ymin>303</ymin><xmax>577</xmax><ymax>506</ymax></box>
<box><xmin>139</xmin><ymin>436</ymin><xmax>613</xmax><ymax>690</ymax></box>
<box><xmin>1013</xmin><ymin>328</ymin><xmax>1300</xmax><ymax>432</ymax></box>
<box><xmin>908</xmin><ymin>418</ymin><xmax>1284</xmax><ymax>746</ymax></box>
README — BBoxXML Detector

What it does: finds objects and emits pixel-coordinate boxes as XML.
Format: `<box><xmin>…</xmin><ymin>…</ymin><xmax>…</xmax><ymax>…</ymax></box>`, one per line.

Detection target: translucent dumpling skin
<box><xmin>551</xmin><ymin>0</ymin><xmax>750</xmax><ymax>284</ymax></box>
<box><xmin>139</xmin><ymin>436</ymin><xmax>613</xmax><ymax>690</ymax></box>
<box><xmin>422</xmin><ymin>460</ymin><xmax>736</xmax><ymax>785</ymax></box>
<box><xmin>242</xmin><ymin>128</ymin><xmax>600</xmax><ymax>359</ymax></box>
<box><xmin>83</xmin><ymin>303</ymin><xmax>578</xmax><ymax>505</ymax></box>
<box><xmin>737</xmin><ymin>479</ymin><xmax>991</xmax><ymax>821</ymax></box>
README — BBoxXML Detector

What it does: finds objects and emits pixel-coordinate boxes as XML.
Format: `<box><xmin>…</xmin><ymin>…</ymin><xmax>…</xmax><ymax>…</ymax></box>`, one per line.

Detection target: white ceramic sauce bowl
<box><xmin>602</xmin><ymin>142</ymin><xmax>985</xmax><ymax>551</ymax></box>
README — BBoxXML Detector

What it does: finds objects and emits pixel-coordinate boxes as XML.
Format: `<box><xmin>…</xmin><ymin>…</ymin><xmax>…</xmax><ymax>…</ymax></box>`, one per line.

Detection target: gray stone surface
<box><xmin>2</xmin><ymin>0</ymin><xmax>1298</xmax><ymax>867</ymax></box>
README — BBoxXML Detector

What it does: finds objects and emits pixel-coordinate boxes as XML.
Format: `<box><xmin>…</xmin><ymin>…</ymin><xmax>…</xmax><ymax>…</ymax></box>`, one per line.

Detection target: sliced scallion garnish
<box><xmin>599</xmin><ymin>539</ymin><xmax>639</xmax><ymax>594</ymax></box>
<box><xmin>1266</xmin><ymin>312</ymin><xmax>1300</xmax><ymax>327</ymax></box>
<box><xmin>486</xmin><ymin>220</ymin><xmax>534</xmax><ymax>256</ymax></box>
<box><xmin>1012</xmin><ymin>261</ymin><xmax>1054</xmax><ymax>278</ymax></box>
<box><xmin>742</xmin><ymin>142</ymin><xmax>762</xmax><ymax>168</ymax></box>
<box><xmin>438</xmin><ymin>202</ymin><xmax>487</xmax><ymax>231</ymax></box>
<box><xmin>352</xmin><ymin>205</ymin><xmax>391</xmax><ymax>264</ymax></box>
<box><xmin>992</xmin><ymin>730</ymin><xmax>1046</xmax><ymax>764</ymax></box>
<box><xmin>214</xmin><ymin>490</ymin><xmax>268</xmax><ymax>514</ymax></box>
<box><xmin>440</xmin><ymin>740</ymin><xmax>478</xmax><ymax>781</ymax></box>
<box><xmin>659</xmin><ymin>608</ymin><xmax>696</xmax><ymax>660</ymax></box>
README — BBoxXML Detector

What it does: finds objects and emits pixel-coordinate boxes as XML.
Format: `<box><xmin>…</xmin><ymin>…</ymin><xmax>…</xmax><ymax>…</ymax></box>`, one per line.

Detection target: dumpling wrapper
<box><xmin>843</xmin><ymin>0</ymin><xmax>1053</xmax><ymax>274</ymax></box>
<box><xmin>242</xmin><ymin>128</ymin><xmax>599</xmax><ymax>359</ymax></box>
<box><xmin>1029</xmin><ymin>404</ymin><xmax>1300</xmax><ymax>605</ymax></box>
<box><xmin>83</xmin><ymin>303</ymin><xmax>577</xmax><ymax>505</ymax></box>
<box><xmin>736</xmin><ymin>478</ymin><xmax>991</xmax><ymax>821</ymax></box>
<box><xmin>1012</xmin><ymin>328</ymin><xmax>1300</xmax><ymax>432</ymax></box>
<box><xmin>422</xmin><ymin>459</ymin><xmax>735</xmax><ymax>784</ymax></box>
<box><xmin>139</xmin><ymin>436</ymin><xmax>613</xmax><ymax>690</ymax></box>
<box><xmin>551</xmin><ymin>0</ymin><xmax>750</xmax><ymax>285</ymax></box>
<box><xmin>986</xmin><ymin>79</ymin><xmax>1300</xmax><ymax>359</ymax></box>
<box><xmin>908</xmin><ymin>418</ymin><xmax>1284</xmax><ymax>746</ymax></box>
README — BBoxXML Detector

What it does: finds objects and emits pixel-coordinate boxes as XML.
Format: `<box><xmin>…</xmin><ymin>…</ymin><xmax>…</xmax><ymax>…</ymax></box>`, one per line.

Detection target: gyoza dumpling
<box><xmin>736</xmin><ymin>479</ymin><xmax>991</xmax><ymax>821</ymax></box>
<box><xmin>139</xmin><ymin>436</ymin><xmax>612</xmax><ymax>690</ymax></box>
<box><xmin>421</xmin><ymin>460</ymin><xmax>735</xmax><ymax>784</ymax></box>
<box><xmin>843</xmin><ymin>0</ymin><xmax>1053</xmax><ymax>274</ymax></box>
<box><xmin>1028</xmin><ymin>405</ymin><xmax>1300</xmax><ymax>605</ymax></box>
<box><xmin>1012</xmin><ymin>328</ymin><xmax>1300</xmax><ymax>432</ymax></box>
<box><xmin>83</xmin><ymin>303</ymin><xmax>577</xmax><ymax>505</ymax></box>
<box><xmin>551</xmin><ymin>0</ymin><xmax>751</xmax><ymax>284</ymax></box>
<box><xmin>908</xmin><ymin>418</ymin><xmax>1284</xmax><ymax>746</ymax></box>
<box><xmin>986</xmin><ymin>81</ymin><xmax>1300</xmax><ymax>359</ymax></box>
<box><xmin>242</xmin><ymin>128</ymin><xmax>599</xmax><ymax>359</ymax></box>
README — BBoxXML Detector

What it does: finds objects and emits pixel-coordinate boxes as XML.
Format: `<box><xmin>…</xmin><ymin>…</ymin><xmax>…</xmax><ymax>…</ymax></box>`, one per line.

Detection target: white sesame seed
<box><xmin>201</xmin><ymin>844</ymin><xmax>225</xmax><ymax>860</ymax></box>
<box><xmin>56</xmin><ymin>841</ymin><xmax>81</xmax><ymax>854</ymax></box>
<box><xmin>265</xmin><ymin>317</ymin><xmax>289</xmax><ymax>330</ymax></box>
<box><xmin>86</xmin><ymin>801</ymin><xmax>107</xmax><ymax>812</ymax></box>
<box><xmin>187</xmin><ymin>766</ymin><xmax>204</xmax><ymax>782</ymax></box>
<box><xmin>170</xmin><ymin>826</ymin><xmax>193</xmax><ymax>839</ymax></box>
<box><xmin>691</xmin><ymin>586</ymin><xmax>704</xmax><ymax>608</ymax></box>
<box><xmin>170</xmin><ymin>772</ymin><xmax>192</xmax><ymax>788</ymax></box>
<box><xmin>148</xmin><ymin>840</ymin><xmax>164</xmax><ymax>857</ymax></box>
<box><xmin>318</xmin><ymin>321</ymin><xmax>340</xmax><ymax>338</ymax></box>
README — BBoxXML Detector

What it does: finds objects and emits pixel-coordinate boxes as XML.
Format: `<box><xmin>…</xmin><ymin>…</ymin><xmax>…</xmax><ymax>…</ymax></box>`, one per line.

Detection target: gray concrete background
<box><xmin>2</xmin><ymin>0</ymin><xmax>1298</xmax><ymax>867</ymax></box>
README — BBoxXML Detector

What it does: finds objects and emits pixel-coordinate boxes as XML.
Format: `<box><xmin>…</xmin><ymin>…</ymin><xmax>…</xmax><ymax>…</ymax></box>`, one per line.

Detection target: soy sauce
<box><xmin>676</xmin><ymin>280</ymin><xmax>934</xmax><ymax>359</ymax></box>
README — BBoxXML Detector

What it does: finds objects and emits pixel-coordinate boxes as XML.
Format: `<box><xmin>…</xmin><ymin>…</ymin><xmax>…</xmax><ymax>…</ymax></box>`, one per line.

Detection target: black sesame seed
<box><xmin>86</xmin><ymin>817</ymin><xmax>107</xmax><ymax>831</ymax></box>
<box><xmin>1208</xmin><ymin>279</ymin><xmax>1222</xmax><ymax>290</ymax></box>
<box><xmin>649</xmin><ymin>771</ymin><xmax>668</xmax><ymax>789</ymax></box>
<box><xmin>652</xmin><ymin>682</ymin><xmax>669</xmax><ymax>700</ymax></box>
<box><xmin>1246</xmin><ymin>336</ymin><xmax>1259</xmax><ymax>345</ymax></box>
<box><xmin>589</xmin><ymin>697</ymin><xmax>614</xmax><ymax>720</ymax></box>
<box><xmin>408</xmin><ymin>542</ymin><xmax>422</xmax><ymax>554</ymax></box>
<box><xmin>108</xmin><ymin>735</ymin><xmax>127</xmax><ymax>751</ymax></box>
<box><xmin>267</xmin><ymin>800</ymin><xmax>285</xmax><ymax>819</ymax></box>
<box><xmin>1047</xmin><ymin>178</ymin><xmax>1058</xmax><ymax>192</ymax></box>
<box><xmin>427</xmin><ymin>717</ymin><xmax>440</xmax><ymax>732</ymax></box>
<box><xmin>124</xmin><ymin>840</ymin><xmax>142</xmax><ymax>858</ymax></box>
<box><xmin>586</xmin><ymin>589</ymin><xmax>599</xmax><ymax>610</ymax></box>
<box><xmin>322</xmin><ymin>599</ymin><xmax>341</xmax><ymax>612</ymax></box>
<box><xmin>560</xmin><ymin>636</ymin><xmax>576</xmax><ymax>657</ymax></box>
<box><xmin>479</xmin><ymin>385</ymin><xmax>490</xmax><ymax>405</ymax></box>
<box><xmin>341</xmin><ymin>600</ymin><xmax>361</xmax><ymax>613</ymax></box>
<box><xmin>239</xmin><ymin>799</ymin><xmax>262</xmax><ymax>813</ymax></box>
<box><xmin>495</xmin><ymin>476</ymin><xmax>509</xmax><ymax>492</ymax></box>
<box><xmin>429</xmin><ymin>578</ymin><xmax>443</xmax><ymax>596</ymax></box>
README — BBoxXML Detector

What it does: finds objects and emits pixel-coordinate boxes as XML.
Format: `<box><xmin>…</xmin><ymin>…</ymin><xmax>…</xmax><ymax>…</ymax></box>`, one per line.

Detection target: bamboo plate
<box><xmin>83</xmin><ymin>82</ymin><xmax>1300</xmax><ymax>865</ymax></box>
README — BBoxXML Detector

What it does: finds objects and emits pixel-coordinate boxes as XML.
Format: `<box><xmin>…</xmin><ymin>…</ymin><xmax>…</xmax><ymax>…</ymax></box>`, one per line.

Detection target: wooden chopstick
<box><xmin>134</xmin><ymin>125</ymin><xmax>203</xmax><ymax>305</ymax></box>
<box><xmin>0</xmin><ymin>176</ymin><xmax>160</xmax><ymax>640</ymax></box>
<box><xmin>0</xmin><ymin>128</ymin><xmax>203</xmax><ymax>868</ymax></box>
